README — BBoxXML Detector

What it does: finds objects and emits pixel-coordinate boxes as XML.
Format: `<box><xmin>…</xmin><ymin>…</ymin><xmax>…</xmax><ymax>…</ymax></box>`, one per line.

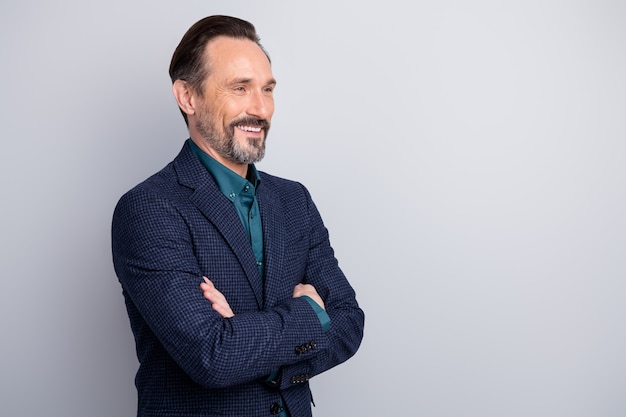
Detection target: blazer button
<box><xmin>295</xmin><ymin>341</ymin><xmax>317</xmax><ymax>354</ymax></box>
<box><xmin>270</xmin><ymin>402</ymin><xmax>283</xmax><ymax>415</ymax></box>
<box><xmin>290</xmin><ymin>374</ymin><xmax>310</xmax><ymax>384</ymax></box>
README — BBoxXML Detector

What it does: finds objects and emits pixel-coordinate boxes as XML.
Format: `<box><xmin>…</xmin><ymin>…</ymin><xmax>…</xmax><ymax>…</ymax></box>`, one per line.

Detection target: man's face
<box><xmin>194</xmin><ymin>36</ymin><xmax>276</xmax><ymax>165</ymax></box>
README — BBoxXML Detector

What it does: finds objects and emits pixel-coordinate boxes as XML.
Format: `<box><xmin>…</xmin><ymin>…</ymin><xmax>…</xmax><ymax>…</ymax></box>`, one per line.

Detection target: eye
<box><xmin>234</xmin><ymin>86</ymin><xmax>246</xmax><ymax>93</ymax></box>
<box><xmin>263</xmin><ymin>86</ymin><xmax>274</xmax><ymax>94</ymax></box>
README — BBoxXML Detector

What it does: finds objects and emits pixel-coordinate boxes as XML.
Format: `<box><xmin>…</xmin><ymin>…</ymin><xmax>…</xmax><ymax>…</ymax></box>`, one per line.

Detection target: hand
<box><xmin>293</xmin><ymin>283</ymin><xmax>325</xmax><ymax>310</ymax></box>
<box><xmin>200</xmin><ymin>277</ymin><xmax>234</xmax><ymax>318</ymax></box>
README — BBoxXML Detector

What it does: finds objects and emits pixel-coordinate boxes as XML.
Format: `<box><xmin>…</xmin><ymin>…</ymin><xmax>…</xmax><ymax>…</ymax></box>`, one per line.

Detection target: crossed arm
<box><xmin>113</xmin><ymin>179</ymin><xmax>364</xmax><ymax>389</ymax></box>
<box><xmin>201</xmin><ymin>276</ymin><xmax>325</xmax><ymax>318</ymax></box>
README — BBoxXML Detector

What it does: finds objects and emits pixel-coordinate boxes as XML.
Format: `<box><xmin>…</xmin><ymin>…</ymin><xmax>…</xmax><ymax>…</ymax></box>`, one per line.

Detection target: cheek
<box><xmin>216</xmin><ymin>96</ymin><xmax>242</xmax><ymax>121</ymax></box>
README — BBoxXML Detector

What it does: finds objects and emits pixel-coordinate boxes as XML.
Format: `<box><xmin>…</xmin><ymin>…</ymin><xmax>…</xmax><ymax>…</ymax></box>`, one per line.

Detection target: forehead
<box><xmin>204</xmin><ymin>36</ymin><xmax>273</xmax><ymax>82</ymax></box>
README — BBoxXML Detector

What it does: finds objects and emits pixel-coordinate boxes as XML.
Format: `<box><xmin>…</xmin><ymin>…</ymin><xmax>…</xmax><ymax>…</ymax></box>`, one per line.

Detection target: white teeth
<box><xmin>238</xmin><ymin>125</ymin><xmax>262</xmax><ymax>132</ymax></box>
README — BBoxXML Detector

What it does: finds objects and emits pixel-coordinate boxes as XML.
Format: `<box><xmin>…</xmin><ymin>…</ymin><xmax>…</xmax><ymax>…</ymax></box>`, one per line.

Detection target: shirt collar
<box><xmin>188</xmin><ymin>139</ymin><xmax>261</xmax><ymax>200</ymax></box>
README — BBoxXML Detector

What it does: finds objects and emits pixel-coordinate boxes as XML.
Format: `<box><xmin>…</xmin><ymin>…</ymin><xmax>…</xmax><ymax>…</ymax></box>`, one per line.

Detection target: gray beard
<box><xmin>195</xmin><ymin>117</ymin><xmax>267</xmax><ymax>165</ymax></box>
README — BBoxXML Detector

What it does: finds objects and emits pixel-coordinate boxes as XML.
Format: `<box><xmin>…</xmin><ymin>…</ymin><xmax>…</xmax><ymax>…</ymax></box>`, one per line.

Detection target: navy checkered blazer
<box><xmin>112</xmin><ymin>143</ymin><xmax>365</xmax><ymax>417</ymax></box>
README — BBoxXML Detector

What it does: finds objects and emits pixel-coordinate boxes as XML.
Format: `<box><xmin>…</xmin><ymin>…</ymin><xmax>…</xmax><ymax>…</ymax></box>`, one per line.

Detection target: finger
<box><xmin>199</xmin><ymin>278</ymin><xmax>235</xmax><ymax>318</ymax></box>
<box><xmin>202</xmin><ymin>288</ymin><xmax>221</xmax><ymax>302</ymax></box>
<box><xmin>212</xmin><ymin>303</ymin><xmax>234</xmax><ymax>318</ymax></box>
<box><xmin>202</xmin><ymin>286</ymin><xmax>230</xmax><ymax>306</ymax></box>
<box><xmin>292</xmin><ymin>283</ymin><xmax>309</xmax><ymax>297</ymax></box>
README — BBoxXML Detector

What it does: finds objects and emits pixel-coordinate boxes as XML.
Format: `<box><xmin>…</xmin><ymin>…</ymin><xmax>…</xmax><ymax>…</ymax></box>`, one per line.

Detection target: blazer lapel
<box><xmin>257</xmin><ymin>184</ymin><xmax>286</xmax><ymax>309</ymax></box>
<box><xmin>173</xmin><ymin>145</ymin><xmax>264</xmax><ymax>308</ymax></box>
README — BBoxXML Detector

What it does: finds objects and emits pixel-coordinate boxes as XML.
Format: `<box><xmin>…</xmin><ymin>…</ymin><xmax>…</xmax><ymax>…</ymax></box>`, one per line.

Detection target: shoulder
<box><xmin>117</xmin><ymin>162</ymin><xmax>177</xmax><ymax>203</ymax></box>
<box><xmin>255</xmin><ymin>171</ymin><xmax>325</xmax><ymax>229</ymax></box>
<box><xmin>114</xmin><ymin>143</ymin><xmax>206</xmax><ymax>211</ymax></box>
<box><xmin>113</xmin><ymin>151</ymin><xmax>201</xmax><ymax>227</ymax></box>
<box><xmin>257</xmin><ymin>170</ymin><xmax>315</xmax><ymax>206</ymax></box>
<box><xmin>258</xmin><ymin>170</ymin><xmax>309</xmax><ymax>196</ymax></box>
<box><xmin>112</xmin><ymin>163</ymin><xmax>177</xmax><ymax>225</ymax></box>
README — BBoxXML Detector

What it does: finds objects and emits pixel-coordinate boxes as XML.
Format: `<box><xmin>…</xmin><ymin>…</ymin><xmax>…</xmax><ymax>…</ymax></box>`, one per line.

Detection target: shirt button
<box><xmin>270</xmin><ymin>402</ymin><xmax>283</xmax><ymax>415</ymax></box>
<box><xmin>244</xmin><ymin>185</ymin><xmax>250</xmax><ymax>192</ymax></box>
<box><xmin>228</xmin><ymin>192</ymin><xmax>235</xmax><ymax>199</ymax></box>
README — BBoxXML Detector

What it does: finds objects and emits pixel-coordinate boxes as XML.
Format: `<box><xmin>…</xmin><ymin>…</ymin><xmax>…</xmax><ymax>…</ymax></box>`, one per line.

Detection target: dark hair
<box><xmin>169</xmin><ymin>15</ymin><xmax>269</xmax><ymax>125</ymax></box>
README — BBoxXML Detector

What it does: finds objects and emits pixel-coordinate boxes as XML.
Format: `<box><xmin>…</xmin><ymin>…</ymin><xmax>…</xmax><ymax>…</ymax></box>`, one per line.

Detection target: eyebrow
<box><xmin>230</xmin><ymin>77</ymin><xmax>277</xmax><ymax>86</ymax></box>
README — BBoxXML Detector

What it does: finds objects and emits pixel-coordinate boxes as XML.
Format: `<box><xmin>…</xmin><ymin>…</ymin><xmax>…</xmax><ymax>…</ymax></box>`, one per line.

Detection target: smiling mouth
<box><xmin>236</xmin><ymin>125</ymin><xmax>263</xmax><ymax>133</ymax></box>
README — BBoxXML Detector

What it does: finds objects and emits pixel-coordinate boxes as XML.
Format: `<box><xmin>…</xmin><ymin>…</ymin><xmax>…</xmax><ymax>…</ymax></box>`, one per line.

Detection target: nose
<box><xmin>247</xmin><ymin>89</ymin><xmax>274</xmax><ymax>120</ymax></box>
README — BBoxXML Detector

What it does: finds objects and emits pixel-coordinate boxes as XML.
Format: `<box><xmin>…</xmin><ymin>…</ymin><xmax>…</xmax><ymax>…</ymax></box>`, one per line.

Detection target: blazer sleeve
<box><xmin>112</xmin><ymin>186</ymin><xmax>333</xmax><ymax>389</ymax></box>
<box><xmin>275</xmin><ymin>184</ymin><xmax>365</xmax><ymax>390</ymax></box>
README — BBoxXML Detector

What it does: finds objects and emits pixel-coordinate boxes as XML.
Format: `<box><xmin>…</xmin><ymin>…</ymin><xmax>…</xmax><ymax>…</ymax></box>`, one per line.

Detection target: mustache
<box><xmin>229</xmin><ymin>116</ymin><xmax>270</xmax><ymax>129</ymax></box>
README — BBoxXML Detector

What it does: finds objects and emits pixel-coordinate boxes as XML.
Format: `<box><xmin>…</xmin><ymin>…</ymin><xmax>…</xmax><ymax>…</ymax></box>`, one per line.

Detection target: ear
<box><xmin>172</xmin><ymin>80</ymin><xmax>197</xmax><ymax>116</ymax></box>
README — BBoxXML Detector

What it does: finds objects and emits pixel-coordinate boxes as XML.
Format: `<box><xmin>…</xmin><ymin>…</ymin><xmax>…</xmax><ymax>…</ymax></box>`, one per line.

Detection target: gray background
<box><xmin>1</xmin><ymin>1</ymin><xmax>625</xmax><ymax>416</ymax></box>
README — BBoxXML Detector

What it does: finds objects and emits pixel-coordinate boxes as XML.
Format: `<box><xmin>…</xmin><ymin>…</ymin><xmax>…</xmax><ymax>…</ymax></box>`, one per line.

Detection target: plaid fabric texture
<box><xmin>112</xmin><ymin>144</ymin><xmax>365</xmax><ymax>417</ymax></box>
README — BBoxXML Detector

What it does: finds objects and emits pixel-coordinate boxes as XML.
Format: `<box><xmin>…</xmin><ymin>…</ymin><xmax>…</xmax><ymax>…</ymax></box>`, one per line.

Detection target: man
<box><xmin>111</xmin><ymin>15</ymin><xmax>365</xmax><ymax>417</ymax></box>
